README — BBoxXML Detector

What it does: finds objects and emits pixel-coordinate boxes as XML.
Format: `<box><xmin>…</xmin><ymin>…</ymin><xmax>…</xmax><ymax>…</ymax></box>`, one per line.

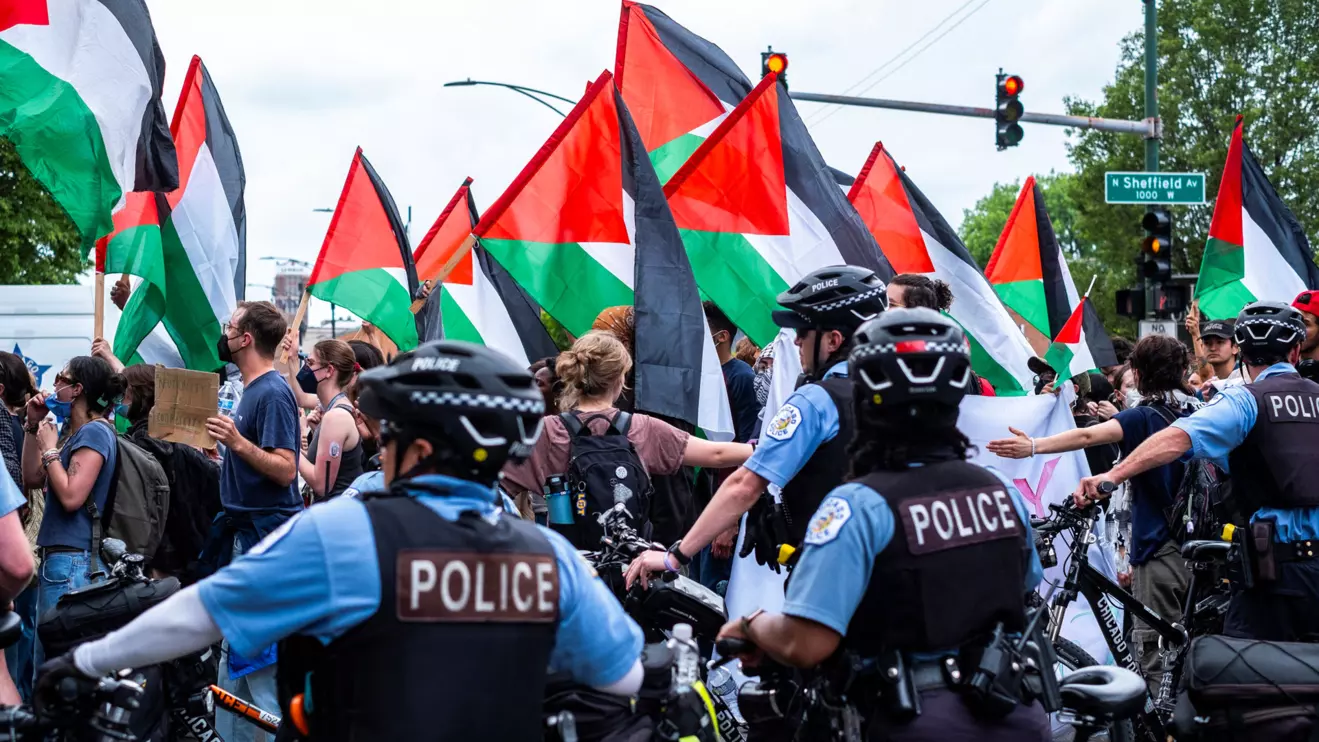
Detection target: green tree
<box><xmin>0</xmin><ymin>137</ymin><xmax>82</xmax><ymax>284</ymax></box>
<box><xmin>961</xmin><ymin>0</ymin><xmax>1319</xmax><ymax>338</ymax></box>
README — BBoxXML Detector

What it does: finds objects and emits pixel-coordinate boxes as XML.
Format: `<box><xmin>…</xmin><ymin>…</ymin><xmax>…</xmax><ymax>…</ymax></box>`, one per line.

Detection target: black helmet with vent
<box><xmin>849</xmin><ymin>308</ymin><xmax>973</xmax><ymax>410</ymax></box>
<box><xmin>1234</xmin><ymin>301</ymin><xmax>1306</xmax><ymax>366</ymax></box>
<box><xmin>772</xmin><ymin>265</ymin><xmax>888</xmax><ymax>335</ymax></box>
<box><xmin>356</xmin><ymin>341</ymin><xmax>545</xmax><ymax>483</ymax></box>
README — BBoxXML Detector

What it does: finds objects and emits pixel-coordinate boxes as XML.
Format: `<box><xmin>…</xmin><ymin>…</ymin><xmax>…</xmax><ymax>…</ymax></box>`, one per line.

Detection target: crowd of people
<box><xmin>0</xmin><ymin>269</ymin><xmax>1316</xmax><ymax>740</ymax></box>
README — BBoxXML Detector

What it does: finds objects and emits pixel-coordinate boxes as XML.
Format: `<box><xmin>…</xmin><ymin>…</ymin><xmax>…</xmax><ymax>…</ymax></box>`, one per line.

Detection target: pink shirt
<box><xmin>500</xmin><ymin>409</ymin><xmax>690</xmax><ymax>498</ymax></box>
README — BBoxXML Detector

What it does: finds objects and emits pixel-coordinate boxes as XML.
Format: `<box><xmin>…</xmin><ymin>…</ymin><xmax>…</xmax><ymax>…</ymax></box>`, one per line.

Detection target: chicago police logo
<box><xmin>12</xmin><ymin>344</ymin><xmax>50</xmax><ymax>386</ymax></box>
<box><xmin>804</xmin><ymin>496</ymin><xmax>852</xmax><ymax>545</ymax></box>
<box><xmin>766</xmin><ymin>403</ymin><xmax>803</xmax><ymax>441</ymax></box>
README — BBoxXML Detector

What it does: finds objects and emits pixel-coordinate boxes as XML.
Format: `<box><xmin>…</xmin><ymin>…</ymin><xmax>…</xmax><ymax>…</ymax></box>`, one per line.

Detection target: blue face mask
<box><xmin>45</xmin><ymin>391</ymin><xmax>72</xmax><ymax>420</ymax></box>
<box><xmin>115</xmin><ymin>402</ymin><xmax>131</xmax><ymax>419</ymax></box>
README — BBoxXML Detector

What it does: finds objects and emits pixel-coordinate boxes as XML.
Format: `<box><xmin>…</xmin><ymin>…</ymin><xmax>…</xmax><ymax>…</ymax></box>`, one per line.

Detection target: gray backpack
<box><xmin>87</xmin><ymin>420</ymin><xmax>171</xmax><ymax>564</ymax></box>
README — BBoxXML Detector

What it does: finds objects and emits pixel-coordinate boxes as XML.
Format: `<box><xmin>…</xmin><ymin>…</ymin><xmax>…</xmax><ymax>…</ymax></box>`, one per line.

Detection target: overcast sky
<box><xmin>146</xmin><ymin>0</ymin><xmax>1139</xmax><ymax>327</ymax></box>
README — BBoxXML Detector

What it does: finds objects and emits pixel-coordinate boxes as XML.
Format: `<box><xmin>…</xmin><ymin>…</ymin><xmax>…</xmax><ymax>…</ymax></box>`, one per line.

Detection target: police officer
<box><xmin>37</xmin><ymin>342</ymin><xmax>645</xmax><ymax>740</ymax></box>
<box><xmin>717</xmin><ymin>309</ymin><xmax>1048</xmax><ymax>740</ymax></box>
<box><xmin>1076</xmin><ymin>301</ymin><xmax>1319</xmax><ymax>641</ymax></box>
<box><xmin>624</xmin><ymin>265</ymin><xmax>888</xmax><ymax>585</ymax></box>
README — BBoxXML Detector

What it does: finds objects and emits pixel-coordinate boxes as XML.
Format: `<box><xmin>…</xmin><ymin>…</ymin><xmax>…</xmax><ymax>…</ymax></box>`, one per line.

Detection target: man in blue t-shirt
<box><xmin>202</xmin><ymin>300</ymin><xmax>301</xmax><ymax>742</ymax></box>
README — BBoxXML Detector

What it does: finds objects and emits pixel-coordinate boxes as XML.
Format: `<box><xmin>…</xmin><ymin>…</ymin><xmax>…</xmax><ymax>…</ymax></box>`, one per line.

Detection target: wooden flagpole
<box><xmin>409</xmin><ymin>233</ymin><xmax>477</xmax><ymax>314</ymax></box>
<box><xmin>93</xmin><ymin>241</ymin><xmax>106</xmax><ymax>339</ymax></box>
<box><xmin>281</xmin><ymin>291</ymin><xmax>310</xmax><ymax>364</ymax></box>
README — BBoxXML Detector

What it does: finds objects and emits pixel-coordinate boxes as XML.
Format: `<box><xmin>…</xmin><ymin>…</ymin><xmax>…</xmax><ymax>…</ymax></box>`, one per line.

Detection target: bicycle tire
<box><xmin>1053</xmin><ymin>638</ymin><xmax>1135</xmax><ymax>742</ymax></box>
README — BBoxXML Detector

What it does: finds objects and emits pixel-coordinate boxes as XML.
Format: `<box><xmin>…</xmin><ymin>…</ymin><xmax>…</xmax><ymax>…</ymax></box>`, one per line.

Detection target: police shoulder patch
<box><xmin>766</xmin><ymin>403</ymin><xmax>803</xmax><ymax>441</ymax></box>
<box><xmin>804</xmin><ymin>496</ymin><xmax>852</xmax><ymax>546</ymax></box>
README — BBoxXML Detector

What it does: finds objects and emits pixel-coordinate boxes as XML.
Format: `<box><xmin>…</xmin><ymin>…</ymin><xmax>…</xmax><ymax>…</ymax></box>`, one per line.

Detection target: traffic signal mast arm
<box><xmin>788</xmin><ymin>90</ymin><xmax>1159</xmax><ymax>138</ymax></box>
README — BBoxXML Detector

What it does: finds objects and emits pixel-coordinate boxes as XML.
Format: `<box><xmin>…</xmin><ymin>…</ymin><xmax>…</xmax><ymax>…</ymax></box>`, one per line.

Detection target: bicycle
<box><xmin>1032</xmin><ymin>487</ymin><xmax>1240</xmax><ymax>742</ymax></box>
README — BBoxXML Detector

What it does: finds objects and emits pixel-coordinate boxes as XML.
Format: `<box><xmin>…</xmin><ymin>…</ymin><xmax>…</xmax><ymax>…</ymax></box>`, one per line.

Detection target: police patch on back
<box><xmin>899</xmin><ymin>486</ymin><xmax>1019</xmax><ymax>556</ymax></box>
<box><xmin>397</xmin><ymin>551</ymin><xmax>559</xmax><ymax>623</ymax></box>
<box><xmin>1263</xmin><ymin>391</ymin><xmax>1319</xmax><ymax>422</ymax></box>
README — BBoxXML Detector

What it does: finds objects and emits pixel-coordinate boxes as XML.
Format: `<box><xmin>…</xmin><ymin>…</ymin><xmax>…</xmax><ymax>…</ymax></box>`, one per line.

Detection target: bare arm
<box><xmin>1107</xmin><ymin>426</ymin><xmax>1192</xmax><ymax>485</ymax></box>
<box><xmin>233</xmin><ymin>438</ymin><xmax>298</xmax><ymax>488</ymax></box>
<box><xmin>681</xmin><ymin>438</ymin><xmax>753</xmax><ymax>469</ymax></box>
<box><xmin>679</xmin><ymin>466</ymin><xmax>766</xmax><ymax>557</ymax></box>
<box><xmin>46</xmin><ymin>448</ymin><xmax>106</xmax><ymax>512</ymax></box>
<box><xmin>299</xmin><ymin>409</ymin><xmax>353</xmax><ymax>496</ymax></box>
<box><xmin>0</xmin><ymin>511</ymin><xmax>34</xmax><ymax>603</ymax></box>
<box><xmin>21</xmin><ymin>429</ymin><xmax>44</xmax><ymax>491</ymax></box>
<box><xmin>746</xmin><ymin>613</ymin><xmax>842</xmax><ymax>669</ymax></box>
<box><xmin>986</xmin><ymin>420</ymin><xmax>1123</xmax><ymax>459</ymax></box>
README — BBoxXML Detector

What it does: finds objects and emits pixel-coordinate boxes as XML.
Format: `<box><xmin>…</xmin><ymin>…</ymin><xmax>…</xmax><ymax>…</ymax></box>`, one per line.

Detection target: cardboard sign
<box><xmin>149</xmin><ymin>366</ymin><xmax>219</xmax><ymax>449</ymax></box>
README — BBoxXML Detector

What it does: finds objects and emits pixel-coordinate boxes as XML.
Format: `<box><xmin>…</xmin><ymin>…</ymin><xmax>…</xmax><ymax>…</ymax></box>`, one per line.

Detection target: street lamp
<box><xmin>443</xmin><ymin>78</ymin><xmax>576</xmax><ymax>117</ymax></box>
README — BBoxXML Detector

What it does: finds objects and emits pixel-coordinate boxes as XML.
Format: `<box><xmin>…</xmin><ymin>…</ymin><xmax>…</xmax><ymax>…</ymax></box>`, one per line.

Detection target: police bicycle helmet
<box><xmin>772</xmin><ymin>265</ymin><xmax>888</xmax><ymax>334</ymax></box>
<box><xmin>355</xmin><ymin>341</ymin><xmax>545</xmax><ymax>483</ymax></box>
<box><xmin>849</xmin><ymin>308</ymin><xmax>973</xmax><ymax>410</ymax></box>
<box><xmin>1234</xmin><ymin>301</ymin><xmax>1306</xmax><ymax>366</ymax></box>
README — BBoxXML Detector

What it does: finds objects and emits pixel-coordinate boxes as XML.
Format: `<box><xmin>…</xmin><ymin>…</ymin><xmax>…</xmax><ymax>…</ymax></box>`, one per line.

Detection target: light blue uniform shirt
<box><xmin>1171</xmin><ymin>363</ymin><xmax>1319</xmax><ymax>542</ymax></box>
<box><xmin>745</xmin><ymin>362</ymin><xmax>848</xmax><ymax>488</ymax></box>
<box><xmin>782</xmin><ymin>468</ymin><xmax>1043</xmax><ymax>656</ymax></box>
<box><xmin>0</xmin><ymin>466</ymin><xmax>25</xmax><ymax>518</ymax></box>
<box><xmin>343</xmin><ymin>470</ymin><xmax>520</xmax><ymax>515</ymax></box>
<box><xmin>197</xmin><ymin>474</ymin><xmax>643</xmax><ymax>687</ymax></box>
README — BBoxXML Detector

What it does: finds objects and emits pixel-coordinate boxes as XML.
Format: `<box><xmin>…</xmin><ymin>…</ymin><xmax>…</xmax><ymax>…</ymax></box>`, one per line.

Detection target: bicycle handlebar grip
<box><xmin>716</xmin><ymin>638</ymin><xmax>754</xmax><ymax>657</ymax></box>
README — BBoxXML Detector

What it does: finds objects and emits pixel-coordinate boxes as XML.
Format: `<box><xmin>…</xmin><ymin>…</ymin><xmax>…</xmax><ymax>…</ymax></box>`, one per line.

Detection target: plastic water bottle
<box><xmin>707</xmin><ymin>664</ymin><xmax>742</xmax><ymax>724</ymax></box>
<box><xmin>658</xmin><ymin>624</ymin><xmax>717</xmax><ymax>742</ymax></box>
<box><xmin>669</xmin><ymin>623</ymin><xmax>700</xmax><ymax>690</ymax></box>
<box><xmin>217</xmin><ymin>380</ymin><xmax>241</xmax><ymax>418</ymax></box>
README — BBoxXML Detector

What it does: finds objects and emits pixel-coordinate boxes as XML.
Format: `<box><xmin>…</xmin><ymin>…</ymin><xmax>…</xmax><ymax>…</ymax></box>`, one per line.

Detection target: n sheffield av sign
<box><xmin>1105</xmin><ymin>172</ymin><xmax>1206</xmax><ymax>205</ymax></box>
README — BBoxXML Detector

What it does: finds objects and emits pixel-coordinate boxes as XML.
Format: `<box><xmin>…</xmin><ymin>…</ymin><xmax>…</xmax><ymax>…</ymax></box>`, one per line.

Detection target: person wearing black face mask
<box><xmin>292</xmin><ymin>340</ymin><xmax>363</xmax><ymax>501</ymax></box>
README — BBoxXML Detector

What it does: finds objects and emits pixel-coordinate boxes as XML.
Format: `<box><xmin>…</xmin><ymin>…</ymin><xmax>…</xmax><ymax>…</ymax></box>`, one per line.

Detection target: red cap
<box><xmin>1293</xmin><ymin>290</ymin><xmax>1319</xmax><ymax>315</ymax></box>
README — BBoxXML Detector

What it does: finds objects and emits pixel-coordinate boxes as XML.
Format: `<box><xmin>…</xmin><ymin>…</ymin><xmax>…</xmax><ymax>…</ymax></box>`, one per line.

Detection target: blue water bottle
<box><xmin>545</xmin><ymin>475</ymin><xmax>574</xmax><ymax>526</ymax></box>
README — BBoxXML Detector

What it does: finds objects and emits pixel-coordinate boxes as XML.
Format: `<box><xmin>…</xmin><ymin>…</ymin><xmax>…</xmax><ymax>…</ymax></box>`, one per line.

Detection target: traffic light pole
<box><xmin>1142</xmin><ymin>0</ymin><xmax>1160</xmax><ymax>321</ymax></box>
<box><xmin>788</xmin><ymin>91</ymin><xmax>1157</xmax><ymax>137</ymax></box>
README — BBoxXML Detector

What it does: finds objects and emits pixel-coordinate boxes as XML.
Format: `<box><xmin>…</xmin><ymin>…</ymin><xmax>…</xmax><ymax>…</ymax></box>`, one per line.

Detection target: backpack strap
<box><xmin>1142</xmin><ymin>400</ymin><xmax>1178</xmax><ymax>426</ymax></box>
<box><xmin>560</xmin><ymin>411</ymin><xmax>586</xmax><ymax>437</ymax></box>
<box><xmin>561</xmin><ymin>411</ymin><xmax>628</xmax><ymax>437</ymax></box>
<box><xmin>86</xmin><ymin>418</ymin><xmax>121</xmax><ymax>575</ymax></box>
<box><xmin>613</xmin><ymin>411</ymin><xmax>633</xmax><ymax>436</ymax></box>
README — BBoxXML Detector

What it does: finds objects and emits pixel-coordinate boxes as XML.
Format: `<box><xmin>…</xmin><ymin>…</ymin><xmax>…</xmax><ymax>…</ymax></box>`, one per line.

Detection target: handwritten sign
<box><xmin>149</xmin><ymin>367</ymin><xmax>219</xmax><ymax>450</ymax></box>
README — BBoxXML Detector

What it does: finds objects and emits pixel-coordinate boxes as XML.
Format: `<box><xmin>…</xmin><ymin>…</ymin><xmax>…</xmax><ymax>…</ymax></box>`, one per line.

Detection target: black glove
<box><xmin>35</xmin><ymin>652</ymin><xmax>94</xmax><ymax>716</ymax></box>
<box><xmin>740</xmin><ymin>494</ymin><xmax>782</xmax><ymax>574</ymax></box>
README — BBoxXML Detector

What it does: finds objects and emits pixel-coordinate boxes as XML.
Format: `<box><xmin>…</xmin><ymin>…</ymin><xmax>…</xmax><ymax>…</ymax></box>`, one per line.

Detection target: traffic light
<box><xmin>1140</xmin><ymin>208</ymin><xmax>1173</xmax><ymax>283</ymax></box>
<box><xmin>995</xmin><ymin>70</ymin><xmax>1024</xmax><ymax>150</ymax></box>
<box><xmin>762</xmin><ymin>47</ymin><xmax>788</xmax><ymax>88</ymax></box>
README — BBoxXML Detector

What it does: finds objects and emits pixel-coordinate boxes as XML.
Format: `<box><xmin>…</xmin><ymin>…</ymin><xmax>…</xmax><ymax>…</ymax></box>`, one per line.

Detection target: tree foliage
<box><xmin>960</xmin><ymin>0</ymin><xmax>1319</xmax><ymax>338</ymax></box>
<box><xmin>0</xmin><ymin>137</ymin><xmax>83</xmax><ymax>284</ymax></box>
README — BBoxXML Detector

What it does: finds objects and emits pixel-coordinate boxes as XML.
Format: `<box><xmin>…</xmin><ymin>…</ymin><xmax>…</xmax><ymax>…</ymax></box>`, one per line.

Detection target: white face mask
<box><xmin>1125</xmin><ymin>389</ymin><xmax>1143</xmax><ymax>409</ymax></box>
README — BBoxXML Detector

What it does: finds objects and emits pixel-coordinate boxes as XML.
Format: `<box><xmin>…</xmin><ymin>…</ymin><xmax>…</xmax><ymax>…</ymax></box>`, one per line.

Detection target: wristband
<box><xmin>1029</xmin><ymin>437</ymin><xmax>1036</xmax><ymax>457</ymax></box>
<box><xmin>662</xmin><ymin>552</ymin><xmax>680</xmax><ymax>573</ymax></box>
<box><xmin>740</xmin><ymin>608</ymin><xmax>766</xmax><ymax>637</ymax></box>
<box><xmin>666</xmin><ymin>541</ymin><xmax>692</xmax><ymax>567</ymax></box>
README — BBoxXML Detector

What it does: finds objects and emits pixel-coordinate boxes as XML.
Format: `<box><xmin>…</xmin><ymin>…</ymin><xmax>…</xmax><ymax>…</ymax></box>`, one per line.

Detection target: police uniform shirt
<box><xmin>342</xmin><ymin>470</ymin><xmax>522</xmax><ymax>515</ymax></box>
<box><xmin>745</xmin><ymin>361</ymin><xmax>848</xmax><ymax>488</ymax></box>
<box><xmin>781</xmin><ymin>468</ymin><xmax>1043</xmax><ymax>653</ymax></box>
<box><xmin>1172</xmin><ymin>362</ymin><xmax>1319</xmax><ymax>542</ymax></box>
<box><xmin>196</xmin><ymin>474</ymin><xmax>644</xmax><ymax>688</ymax></box>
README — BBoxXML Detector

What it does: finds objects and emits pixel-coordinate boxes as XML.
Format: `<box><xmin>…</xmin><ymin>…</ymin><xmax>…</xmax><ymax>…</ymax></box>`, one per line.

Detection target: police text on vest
<box><xmin>396</xmin><ymin>551</ymin><xmax>559</xmax><ymax>623</ymax></box>
<box><xmin>899</xmin><ymin>487</ymin><xmax>1020</xmax><ymax>555</ymax></box>
<box><xmin>1264</xmin><ymin>392</ymin><xmax>1319</xmax><ymax>423</ymax></box>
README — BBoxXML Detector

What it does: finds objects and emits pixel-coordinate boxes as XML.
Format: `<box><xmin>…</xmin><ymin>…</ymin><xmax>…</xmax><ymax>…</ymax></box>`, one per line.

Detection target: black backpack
<box><xmin>1144</xmin><ymin>402</ymin><xmax>1242</xmax><ymax>543</ymax></box>
<box><xmin>559</xmin><ymin>412</ymin><xmax>653</xmax><ymax>550</ymax></box>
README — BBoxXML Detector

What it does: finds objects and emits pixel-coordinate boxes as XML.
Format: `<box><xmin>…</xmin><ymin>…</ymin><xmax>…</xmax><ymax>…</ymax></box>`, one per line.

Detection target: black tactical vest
<box><xmin>277</xmin><ymin>493</ymin><xmax>560</xmax><ymax>741</ymax></box>
<box><xmin>1230</xmin><ymin>372</ymin><xmax>1319</xmax><ymax>514</ymax></box>
<box><xmin>846</xmin><ymin>461</ymin><xmax>1029</xmax><ymax>657</ymax></box>
<box><xmin>779</xmin><ymin>377</ymin><xmax>855</xmax><ymax>546</ymax></box>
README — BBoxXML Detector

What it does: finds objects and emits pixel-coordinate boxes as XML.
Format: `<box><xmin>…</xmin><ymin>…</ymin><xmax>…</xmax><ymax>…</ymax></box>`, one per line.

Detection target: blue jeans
<box><xmin>33</xmin><ymin>550</ymin><xmax>96</xmax><ymax>670</ymax></box>
<box><xmin>5</xmin><ymin>584</ymin><xmax>38</xmax><ymax>701</ymax></box>
<box><xmin>692</xmin><ymin>544</ymin><xmax>732</xmax><ymax>596</ymax></box>
<box><xmin>217</xmin><ymin>644</ymin><xmax>279</xmax><ymax>742</ymax></box>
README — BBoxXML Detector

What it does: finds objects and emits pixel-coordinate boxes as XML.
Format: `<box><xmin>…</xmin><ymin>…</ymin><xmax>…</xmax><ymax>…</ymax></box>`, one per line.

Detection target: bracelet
<box><xmin>24</xmin><ymin>423</ymin><xmax>39</xmax><ymax>436</ymax></box>
<box><xmin>1029</xmin><ymin>437</ymin><xmax>1036</xmax><ymax>457</ymax></box>
<box><xmin>662</xmin><ymin>552</ymin><xmax>680</xmax><ymax>573</ymax></box>
<box><xmin>740</xmin><ymin>608</ymin><xmax>766</xmax><ymax>637</ymax></box>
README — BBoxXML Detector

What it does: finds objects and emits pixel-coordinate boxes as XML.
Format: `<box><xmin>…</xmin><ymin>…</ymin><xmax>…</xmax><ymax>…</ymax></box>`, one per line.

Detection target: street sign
<box><xmin>1105</xmin><ymin>172</ymin><xmax>1206</xmax><ymax>205</ymax></box>
<box><xmin>1138</xmin><ymin>319</ymin><xmax>1179</xmax><ymax>340</ymax></box>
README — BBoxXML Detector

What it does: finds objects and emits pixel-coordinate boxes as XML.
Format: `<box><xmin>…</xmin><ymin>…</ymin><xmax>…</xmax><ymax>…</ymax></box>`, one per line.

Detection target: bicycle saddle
<box><xmin>1180</xmin><ymin>539</ymin><xmax>1231</xmax><ymax>561</ymax></box>
<box><xmin>0</xmin><ymin>611</ymin><xmax>20</xmax><ymax>650</ymax></box>
<box><xmin>1059</xmin><ymin>666</ymin><xmax>1146</xmax><ymax>720</ymax></box>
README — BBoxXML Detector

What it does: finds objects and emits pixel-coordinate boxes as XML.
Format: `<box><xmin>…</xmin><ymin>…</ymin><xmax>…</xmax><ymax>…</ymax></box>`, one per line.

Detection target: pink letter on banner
<box><xmin>1014</xmin><ymin>457</ymin><xmax>1061</xmax><ymax>517</ymax></box>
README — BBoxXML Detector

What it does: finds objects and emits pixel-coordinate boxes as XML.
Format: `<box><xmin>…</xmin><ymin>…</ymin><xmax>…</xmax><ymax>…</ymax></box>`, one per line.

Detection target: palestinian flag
<box><xmin>1197</xmin><ymin>117</ymin><xmax>1319</xmax><ymax>319</ymax></box>
<box><xmin>617</xmin><ymin>3</ymin><xmax>886</xmax><ymax>343</ymax></box>
<box><xmin>413</xmin><ymin>178</ymin><xmax>556</xmax><ymax>367</ymax></box>
<box><xmin>97</xmin><ymin>191</ymin><xmax>164</xmax><ymax>359</ymax></box>
<box><xmin>1</xmin><ymin>0</ymin><xmax>177</xmax><ymax>252</ymax></box>
<box><xmin>662</xmin><ymin>73</ymin><xmax>892</xmax><ymax>346</ymax></box>
<box><xmin>109</xmin><ymin>56</ymin><xmax>246</xmax><ymax>371</ymax></box>
<box><xmin>1044</xmin><ymin>294</ymin><xmax>1098</xmax><ymax>379</ymax></box>
<box><xmin>309</xmin><ymin>148</ymin><xmax>419</xmax><ymax>352</ymax></box>
<box><xmin>985</xmin><ymin>176</ymin><xmax>1116</xmax><ymax>370</ymax></box>
<box><xmin>847</xmin><ymin>142</ymin><xmax>1036</xmax><ymax>394</ymax></box>
<box><xmin>475</xmin><ymin>70</ymin><xmax>733</xmax><ymax>439</ymax></box>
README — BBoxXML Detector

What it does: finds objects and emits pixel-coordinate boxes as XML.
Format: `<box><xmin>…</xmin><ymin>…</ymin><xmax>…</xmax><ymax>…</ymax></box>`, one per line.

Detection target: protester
<box><xmin>1104</xmin><ymin>337</ymin><xmax>1134</xmax><ymax>382</ymax></box>
<box><xmin>734</xmin><ymin>336</ymin><xmax>760</xmax><ymax>367</ymax></box>
<box><xmin>120</xmin><ymin>365</ymin><xmax>221</xmax><ymax>581</ymax></box>
<box><xmin>1187</xmin><ymin>356</ymin><xmax>1213</xmax><ymax>390</ymax></box>
<box><xmin>752</xmin><ymin>343</ymin><xmax>775</xmax><ymax>412</ymax></box>
<box><xmin>989</xmin><ymin>334</ymin><xmax>1197</xmax><ymax>694</ymax></box>
<box><xmin>887</xmin><ymin>273</ymin><xmax>994</xmax><ymax>395</ymax></box>
<box><xmin>499</xmin><ymin>331</ymin><xmax>752</xmax><ymax>539</ymax></box>
<box><xmin>0</xmin><ymin>352</ymin><xmax>34</xmax><ymax>489</ymax></box>
<box><xmin>293</xmin><ymin>340</ymin><xmax>363</xmax><ymax>501</ymax></box>
<box><xmin>345</xmin><ymin>339</ymin><xmax>385</xmax><ymax>467</ymax></box>
<box><xmin>530</xmin><ymin>355</ymin><xmax>564</xmax><ymax>418</ymax></box>
<box><xmin>19</xmin><ymin>356</ymin><xmax>123</xmax><ymax>668</ymax></box>
<box><xmin>1293</xmin><ymin>291</ymin><xmax>1319</xmax><ymax>381</ymax></box>
<box><xmin>1198</xmin><ymin>318</ymin><xmax>1242</xmax><ymax>397</ymax></box>
<box><xmin>201</xmin><ymin>301</ymin><xmax>301</xmax><ymax>742</ymax></box>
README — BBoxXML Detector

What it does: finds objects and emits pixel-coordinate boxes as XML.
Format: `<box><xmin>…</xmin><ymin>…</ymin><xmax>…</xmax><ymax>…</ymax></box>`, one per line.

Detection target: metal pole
<box><xmin>788</xmin><ymin>91</ymin><xmax>1154</xmax><ymax>136</ymax></box>
<box><xmin>331</xmin><ymin>303</ymin><xmax>337</xmax><ymax>338</ymax></box>
<box><xmin>1143</xmin><ymin>0</ymin><xmax>1160</xmax><ymax>320</ymax></box>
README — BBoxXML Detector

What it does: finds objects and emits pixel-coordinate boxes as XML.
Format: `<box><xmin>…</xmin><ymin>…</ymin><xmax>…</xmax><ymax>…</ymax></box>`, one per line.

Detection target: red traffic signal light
<box><xmin>765</xmin><ymin>52</ymin><xmax>788</xmax><ymax>75</ymax></box>
<box><xmin>1002</xmin><ymin>75</ymin><xmax>1024</xmax><ymax>97</ymax></box>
